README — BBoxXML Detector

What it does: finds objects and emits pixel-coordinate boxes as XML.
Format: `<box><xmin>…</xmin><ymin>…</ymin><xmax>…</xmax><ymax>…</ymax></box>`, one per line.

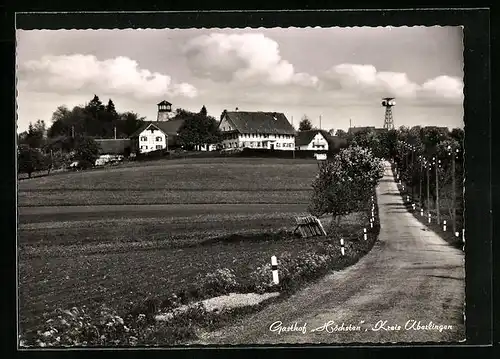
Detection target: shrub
<box><xmin>196</xmin><ymin>268</ymin><xmax>239</xmax><ymax>296</ymax></box>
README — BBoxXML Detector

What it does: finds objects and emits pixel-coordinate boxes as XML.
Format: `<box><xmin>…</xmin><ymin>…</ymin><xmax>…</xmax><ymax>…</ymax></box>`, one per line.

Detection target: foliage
<box><xmin>308</xmin><ymin>146</ymin><xmax>384</xmax><ymax>223</ymax></box>
<box><xmin>298</xmin><ymin>116</ymin><xmax>313</xmax><ymax>131</ymax></box>
<box><xmin>23</xmin><ymin>120</ymin><xmax>47</xmax><ymax>149</ymax></box>
<box><xmin>18</xmin><ymin>145</ymin><xmax>44</xmax><ymax>178</ymax></box>
<box><xmin>195</xmin><ymin>268</ymin><xmax>239</xmax><ymax>296</ymax></box>
<box><xmin>74</xmin><ymin>136</ymin><xmax>100</xmax><ymax>165</ymax></box>
<box><xmin>177</xmin><ymin>109</ymin><xmax>221</xmax><ymax>150</ymax></box>
<box><xmin>47</xmin><ymin>95</ymin><xmax>145</xmax><ymax>140</ymax></box>
<box><xmin>335</xmin><ymin>129</ymin><xmax>348</xmax><ymax>138</ymax></box>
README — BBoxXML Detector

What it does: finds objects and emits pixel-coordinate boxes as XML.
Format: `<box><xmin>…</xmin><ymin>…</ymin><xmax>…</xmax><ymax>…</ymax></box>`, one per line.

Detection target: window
<box><xmin>156</xmin><ymin>145</ymin><xmax>162</xmax><ymax>150</ymax></box>
<box><xmin>144</xmin><ymin>146</ymin><xmax>148</xmax><ymax>150</ymax></box>
<box><xmin>155</xmin><ymin>136</ymin><xmax>162</xmax><ymax>142</ymax></box>
<box><xmin>140</xmin><ymin>136</ymin><xmax>147</xmax><ymax>141</ymax></box>
<box><xmin>276</xmin><ymin>143</ymin><xmax>281</xmax><ymax>148</ymax></box>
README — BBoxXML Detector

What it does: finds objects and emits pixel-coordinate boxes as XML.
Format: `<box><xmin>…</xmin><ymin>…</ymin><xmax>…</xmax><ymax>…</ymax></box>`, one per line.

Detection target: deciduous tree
<box><xmin>308</xmin><ymin>146</ymin><xmax>384</xmax><ymax>227</ymax></box>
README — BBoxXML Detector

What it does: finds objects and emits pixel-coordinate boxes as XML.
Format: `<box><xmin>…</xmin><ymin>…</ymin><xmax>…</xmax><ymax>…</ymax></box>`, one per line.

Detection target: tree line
<box><xmin>17</xmin><ymin>95</ymin><xmax>223</xmax><ymax>177</ymax></box>
<box><xmin>17</xmin><ymin>95</ymin><xmax>146</xmax><ymax>177</ymax></box>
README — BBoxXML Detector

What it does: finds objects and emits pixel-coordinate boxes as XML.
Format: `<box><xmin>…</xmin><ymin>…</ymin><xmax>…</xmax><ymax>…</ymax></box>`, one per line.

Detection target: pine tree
<box><xmin>106</xmin><ymin>99</ymin><xmax>118</xmax><ymax>118</ymax></box>
<box><xmin>200</xmin><ymin>105</ymin><xmax>208</xmax><ymax>118</ymax></box>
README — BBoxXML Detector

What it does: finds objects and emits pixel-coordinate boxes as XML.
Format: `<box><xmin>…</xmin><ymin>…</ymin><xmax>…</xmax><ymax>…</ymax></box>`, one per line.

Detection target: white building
<box><xmin>295</xmin><ymin>130</ymin><xmax>330</xmax><ymax>151</ymax></box>
<box><xmin>218</xmin><ymin>110</ymin><xmax>296</xmax><ymax>150</ymax></box>
<box><xmin>130</xmin><ymin>120</ymin><xmax>184</xmax><ymax>154</ymax></box>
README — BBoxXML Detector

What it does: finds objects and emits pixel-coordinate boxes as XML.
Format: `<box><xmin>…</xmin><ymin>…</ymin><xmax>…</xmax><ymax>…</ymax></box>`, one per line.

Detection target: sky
<box><xmin>15</xmin><ymin>26</ymin><xmax>464</xmax><ymax>133</ymax></box>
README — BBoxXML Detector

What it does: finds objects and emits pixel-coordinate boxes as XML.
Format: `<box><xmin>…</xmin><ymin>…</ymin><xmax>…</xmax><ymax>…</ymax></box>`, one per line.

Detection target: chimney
<box><xmin>235</xmin><ymin>107</ymin><xmax>239</xmax><ymax>112</ymax></box>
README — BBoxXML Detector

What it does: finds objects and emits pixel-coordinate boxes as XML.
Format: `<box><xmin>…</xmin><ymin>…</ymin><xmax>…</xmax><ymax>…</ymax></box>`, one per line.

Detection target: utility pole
<box><xmin>319</xmin><ymin>115</ymin><xmax>322</xmax><ymax>130</ymax></box>
<box><xmin>166</xmin><ymin>134</ymin><xmax>169</xmax><ymax>152</ymax></box>
<box><xmin>71</xmin><ymin>125</ymin><xmax>75</xmax><ymax>138</ymax></box>
<box><xmin>114</xmin><ymin>126</ymin><xmax>117</xmax><ymax>139</ymax></box>
<box><xmin>426</xmin><ymin>160</ymin><xmax>430</xmax><ymax>212</ymax></box>
<box><xmin>411</xmin><ymin>146</ymin><xmax>414</xmax><ymax>199</ymax></box>
<box><xmin>435</xmin><ymin>157</ymin><xmax>440</xmax><ymax>225</ymax></box>
<box><xmin>419</xmin><ymin>158</ymin><xmax>423</xmax><ymax>206</ymax></box>
<box><xmin>451</xmin><ymin>146</ymin><xmax>457</xmax><ymax>233</ymax></box>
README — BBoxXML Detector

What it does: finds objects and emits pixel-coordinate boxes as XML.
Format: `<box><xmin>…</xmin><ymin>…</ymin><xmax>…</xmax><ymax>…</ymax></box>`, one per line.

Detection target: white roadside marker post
<box><xmin>455</xmin><ymin>231</ymin><xmax>459</xmax><ymax>238</ymax></box>
<box><xmin>420</xmin><ymin>208</ymin><xmax>424</xmax><ymax>216</ymax></box>
<box><xmin>428</xmin><ymin>212</ymin><xmax>431</xmax><ymax>224</ymax></box>
<box><xmin>363</xmin><ymin>228</ymin><xmax>367</xmax><ymax>241</ymax></box>
<box><xmin>370</xmin><ymin>218</ymin><xmax>374</xmax><ymax>229</ymax></box>
<box><xmin>443</xmin><ymin>220</ymin><xmax>447</xmax><ymax>231</ymax></box>
<box><xmin>340</xmin><ymin>238</ymin><xmax>345</xmax><ymax>256</ymax></box>
<box><xmin>412</xmin><ymin>203</ymin><xmax>416</xmax><ymax>211</ymax></box>
<box><xmin>271</xmin><ymin>256</ymin><xmax>279</xmax><ymax>285</ymax></box>
<box><xmin>406</xmin><ymin>195</ymin><xmax>410</xmax><ymax>203</ymax></box>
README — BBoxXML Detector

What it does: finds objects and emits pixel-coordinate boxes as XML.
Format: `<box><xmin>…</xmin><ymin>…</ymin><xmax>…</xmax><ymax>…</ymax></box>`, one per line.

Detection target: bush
<box><xmin>196</xmin><ymin>268</ymin><xmax>239</xmax><ymax>296</ymax></box>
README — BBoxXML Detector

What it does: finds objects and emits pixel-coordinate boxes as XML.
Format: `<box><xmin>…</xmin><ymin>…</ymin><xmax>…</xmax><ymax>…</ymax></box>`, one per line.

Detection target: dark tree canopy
<box><xmin>46</xmin><ymin>95</ymin><xmax>145</xmax><ymax>140</ymax></box>
<box><xmin>177</xmin><ymin>109</ymin><xmax>221</xmax><ymax>150</ymax></box>
<box><xmin>298</xmin><ymin>116</ymin><xmax>313</xmax><ymax>131</ymax></box>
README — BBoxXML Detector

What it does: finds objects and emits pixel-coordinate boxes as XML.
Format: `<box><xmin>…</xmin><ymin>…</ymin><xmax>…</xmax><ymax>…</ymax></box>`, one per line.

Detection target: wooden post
<box><xmin>271</xmin><ymin>256</ymin><xmax>279</xmax><ymax>284</ymax></box>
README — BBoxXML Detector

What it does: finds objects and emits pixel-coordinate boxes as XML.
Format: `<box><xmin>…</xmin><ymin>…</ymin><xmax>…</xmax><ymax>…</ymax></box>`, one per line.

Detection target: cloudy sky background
<box><xmin>16</xmin><ymin>26</ymin><xmax>464</xmax><ymax>133</ymax></box>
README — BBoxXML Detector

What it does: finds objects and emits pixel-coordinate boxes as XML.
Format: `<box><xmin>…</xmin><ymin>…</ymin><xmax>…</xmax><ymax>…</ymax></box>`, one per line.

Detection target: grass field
<box><xmin>18</xmin><ymin>157</ymin><xmax>316</xmax><ymax>206</ymax></box>
<box><xmin>18</xmin><ymin>157</ymin><xmax>329</xmax><ymax>332</ymax></box>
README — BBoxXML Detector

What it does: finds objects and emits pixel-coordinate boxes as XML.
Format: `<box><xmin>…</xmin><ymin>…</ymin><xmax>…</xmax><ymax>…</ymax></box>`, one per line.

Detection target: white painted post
<box><xmin>412</xmin><ymin>203</ymin><xmax>416</xmax><ymax>211</ymax></box>
<box><xmin>443</xmin><ymin>220</ymin><xmax>447</xmax><ymax>231</ymax></box>
<box><xmin>428</xmin><ymin>212</ymin><xmax>431</xmax><ymax>224</ymax></box>
<box><xmin>271</xmin><ymin>256</ymin><xmax>279</xmax><ymax>285</ymax></box>
<box><xmin>462</xmin><ymin>229</ymin><xmax>465</xmax><ymax>244</ymax></box>
<box><xmin>340</xmin><ymin>238</ymin><xmax>345</xmax><ymax>256</ymax></box>
<box><xmin>455</xmin><ymin>231</ymin><xmax>459</xmax><ymax>238</ymax></box>
<box><xmin>420</xmin><ymin>208</ymin><xmax>424</xmax><ymax>216</ymax></box>
<box><xmin>406</xmin><ymin>195</ymin><xmax>410</xmax><ymax>203</ymax></box>
<box><xmin>363</xmin><ymin>228</ymin><xmax>367</xmax><ymax>241</ymax></box>
<box><xmin>370</xmin><ymin>219</ymin><xmax>374</xmax><ymax>228</ymax></box>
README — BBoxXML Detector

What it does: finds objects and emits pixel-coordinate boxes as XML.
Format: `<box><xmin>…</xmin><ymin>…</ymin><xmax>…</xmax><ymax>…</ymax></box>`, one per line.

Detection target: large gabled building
<box><xmin>218</xmin><ymin>110</ymin><xmax>296</xmax><ymax>150</ymax></box>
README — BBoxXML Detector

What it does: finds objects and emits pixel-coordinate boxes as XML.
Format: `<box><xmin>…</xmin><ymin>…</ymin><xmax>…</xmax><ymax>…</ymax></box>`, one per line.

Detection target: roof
<box><xmin>130</xmin><ymin>120</ymin><xmax>186</xmax><ymax>138</ymax></box>
<box><xmin>348</xmin><ymin>126</ymin><xmax>376</xmax><ymax>134</ymax></box>
<box><xmin>222</xmin><ymin>111</ymin><xmax>295</xmax><ymax>135</ymax></box>
<box><xmin>296</xmin><ymin>130</ymin><xmax>348</xmax><ymax>149</ymax></box>
<box><xmin>157</xmin><ymin>100</ymin><xmax>172</xmax><ymax>106</ymax></box>
<box><xmin>295</xmin><ymin>130</ymin><xmax>329</xmax><ymax>146</ymax></box>
<box><xmin>95</xmin><ymin>139</ymin><xmax>131</xmax><ymax>154</ymax></box>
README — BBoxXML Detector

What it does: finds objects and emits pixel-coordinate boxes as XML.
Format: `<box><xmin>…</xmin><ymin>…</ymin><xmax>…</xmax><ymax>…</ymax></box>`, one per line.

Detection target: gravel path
<box><xmin>192</xmin><ymin>161</ymin><xmax>465</xmax><ymax>345</ymax></box>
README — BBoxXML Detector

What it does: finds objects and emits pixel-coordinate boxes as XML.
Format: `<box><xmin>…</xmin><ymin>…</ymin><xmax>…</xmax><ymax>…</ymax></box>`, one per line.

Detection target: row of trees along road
<box><xmin>18</xmin><ymin>95</ymin><xmax>146</xmax><ymax>178</ymax></box>
<box><xmin>307</xmin><ymin>125</ymin><xmax>464</xmax><ymax>235</ymax></box>
<box><xmin>395</xmin><ymin>126</ymin><xmax>464</xmax><ymax>234</ymax></box>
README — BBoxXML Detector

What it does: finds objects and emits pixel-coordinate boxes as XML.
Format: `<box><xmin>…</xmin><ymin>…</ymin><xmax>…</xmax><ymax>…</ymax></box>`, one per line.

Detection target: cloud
<box><xmin>183</xmin><ymin>33</ymin><xmax>318</xmax><ymax>87</ymax></box>
<box><xmin>17</xmin><ymin>54</ymin><xmax>198</xmax><ymax>99</ymax></box>
<box><xmin>320</xmin><ymin>64</ymin><xmax>463</xmax><ymax>105</ymax></box>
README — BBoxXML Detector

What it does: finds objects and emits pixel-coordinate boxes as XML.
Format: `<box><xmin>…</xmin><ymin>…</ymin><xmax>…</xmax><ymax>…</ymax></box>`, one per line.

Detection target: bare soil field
<box><xmin>18</xmin><ymin>157</ymin><xmax>333</xmax><ymax>332</ymax></box>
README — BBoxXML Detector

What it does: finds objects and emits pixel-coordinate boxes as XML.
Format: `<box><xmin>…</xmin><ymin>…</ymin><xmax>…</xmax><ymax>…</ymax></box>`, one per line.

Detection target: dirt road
<box><xmin>195</xmin><ymin>161</ymin><xmax>465</xmax><ymax>344</ymax></box>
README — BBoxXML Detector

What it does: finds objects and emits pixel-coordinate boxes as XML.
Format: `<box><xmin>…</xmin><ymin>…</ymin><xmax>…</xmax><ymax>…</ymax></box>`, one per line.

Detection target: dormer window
<box><xmin>140</xmin><ymin>136</ymin><xmax>147</xmax><ymax>141</ymax></box>
<box><xmin>155</xmin><ymin>136</ymin><xmax>162</xmax><ymax>141</ymax></box>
